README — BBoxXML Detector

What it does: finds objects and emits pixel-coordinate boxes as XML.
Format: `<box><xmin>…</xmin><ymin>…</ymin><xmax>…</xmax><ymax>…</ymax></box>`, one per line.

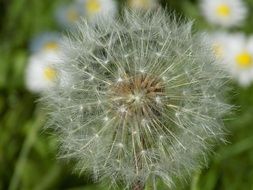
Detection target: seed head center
<box><xmin>109</xmin><ymin>74</ymin><xmax>164</xmax><ymax>117</ymax></box>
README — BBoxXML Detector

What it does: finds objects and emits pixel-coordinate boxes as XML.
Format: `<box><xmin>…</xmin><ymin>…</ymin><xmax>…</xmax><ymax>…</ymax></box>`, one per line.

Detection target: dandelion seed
<box><xmin>117</xmin><ymin>77</ymin><xmax>123</xmax><ymax>82</ymax></box>
<box><xmin>117</xmin><ymin>143</ymin><xmax>124</xmax><ymax>148</ymax></box>
<box><xmin>139</xmin><ymin>68</ymin><xmax>145</xmax><ymax>73</ymax></box>
<box><xmin>155</xmin><ymin>96</ymin><xmax>161</xmax><ymax>104</ymax></box>
<box><xmin>89</xmin><ymin>75</ymin><xmax>95</xmax><ymax>81</ymax></box>
<box><xmin>119</xmin><ymin>105</ymin><xmax>127</xmax><ymax>114</ymax></box>
<box><xmin>103</xmin><ymin>116</ymin><xmax>109</xmax><ymax>122</ymax></box>
<box><xmin>159</xmin><ymin>135</ymin><xmax>164</xmax><ymax>140</ymax></box>
<box><xmin>155</xmin><ymin>52</ymin><xmax>162</xmax><ymax>57</ymax></box>
<box><xmin>104</xmin><ymin>60</ymin><xmax>109</xmax><ymax>64</ymax></box>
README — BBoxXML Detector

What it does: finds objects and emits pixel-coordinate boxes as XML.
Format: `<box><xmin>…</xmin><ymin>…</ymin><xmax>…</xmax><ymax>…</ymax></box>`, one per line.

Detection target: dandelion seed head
<box><xmin>45</xmin><ymin>9</ymin><xmax>230</xmax><ymax>189</ymax></box>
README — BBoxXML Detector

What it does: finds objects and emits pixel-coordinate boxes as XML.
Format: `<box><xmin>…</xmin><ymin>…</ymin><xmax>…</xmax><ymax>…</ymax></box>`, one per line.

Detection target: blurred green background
<box><xmin>1</xmin><ymin>0</ymin><xmax>253</xmax><ymax>189</ymax></box>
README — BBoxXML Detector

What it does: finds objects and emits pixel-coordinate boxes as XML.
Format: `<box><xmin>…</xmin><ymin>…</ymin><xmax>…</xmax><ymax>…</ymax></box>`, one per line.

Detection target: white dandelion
<box><xmin>200</xmin><ymin>0</ymin><xmax>247</xmax><ymax>28</ymax></box>
<box><xmin>44</xmin><ymin>10</ymin><xmax>230</xmax><ymax>189</ymax></box>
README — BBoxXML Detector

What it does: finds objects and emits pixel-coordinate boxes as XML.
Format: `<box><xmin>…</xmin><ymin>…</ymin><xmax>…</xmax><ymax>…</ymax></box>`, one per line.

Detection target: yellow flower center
<box><xmin>216</xmin><ymin>4</ymin><xmax>231</xmax><ymax>17</ymax></box>
<box><xmin>212</xmin><ymin>43</ymin><xmax>223</xmax><ymax>58</ymax></box>
<box><xmin>43</xmin><ymin>67</ymin><xmax>58</xmax><ymax>81</ymax></box>
<box><xmin>67</xmin><ymin>9</ymin><xmax>79</xmax><ymax>22</ymax></box>
<box><xmin>236</xmin><ymin>52</ymin><xmax>253</xmax><ymax>68</ymax></box>
<box><xmin>86</xmin><ymin>0</ymin><xmax>101</xmax><ymax>15</ymax></box>
<box><xmin>43</xmin><ymin>42</ymin><xmax>59</xmax><ymax>51</ymax></box>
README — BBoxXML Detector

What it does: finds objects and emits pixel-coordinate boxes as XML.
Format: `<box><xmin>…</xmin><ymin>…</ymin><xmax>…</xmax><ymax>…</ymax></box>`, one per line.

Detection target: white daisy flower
<box><xmin>223</xmin><ymin>34</ymin><xmax>253</xmax><ymax>86</ymax></box>
<box><xmin>30</xmin><ymin>32</ymin><xmax>62</xmax><ymax>54</ymax></box>
<box><xmin>207</xmin><ymin>31</ymin><xmax>233</xmax><ymax>60</ymax></box>
<box><xmin>200</xmin><ymin>0</ymin><xmax>247</xmax><ymax>27</ymax></box>
<box><xmin>77</xmin><ymin>0</ymin><xmax>117</xmax><ymax>24</ymax></box>
<box><xmin>55</xmin><ymin>4</ymin><xmax>83</xmax><ymax>29</ymax></box>
<box><xmin>25</xmin><ymin>52</ymin><xmax>60</xmax><ymax>93</ymax></box>
<box><xmin>127</xmin><ymin>0</ymin><xmax>159</xmax><ymax>10</ymax></box>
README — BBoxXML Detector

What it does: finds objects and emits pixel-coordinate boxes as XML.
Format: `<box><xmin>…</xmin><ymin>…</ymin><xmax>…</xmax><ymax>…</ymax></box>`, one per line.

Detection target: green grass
<box><xmin>1</xmin><ymin>0</ymin><xmax>253</xmax><ymax>189</ymax></box>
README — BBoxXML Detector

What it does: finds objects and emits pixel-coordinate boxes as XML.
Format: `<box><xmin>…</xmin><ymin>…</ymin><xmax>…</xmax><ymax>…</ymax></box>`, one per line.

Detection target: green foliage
<box><xmin>1</xmin><ymin>0</ymin><xmax>253</xmax><ymax>190</ymax></box>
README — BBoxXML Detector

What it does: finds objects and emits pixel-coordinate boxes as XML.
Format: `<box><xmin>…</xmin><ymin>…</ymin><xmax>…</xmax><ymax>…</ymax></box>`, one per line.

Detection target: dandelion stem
<box><xmin>132</xmin><ymin>181</ymin><xmax>145</xmax><ymax>190</ymax></box>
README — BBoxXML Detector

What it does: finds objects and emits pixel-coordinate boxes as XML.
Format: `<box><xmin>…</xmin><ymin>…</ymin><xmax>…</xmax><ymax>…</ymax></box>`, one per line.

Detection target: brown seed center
<box><xmin>109</xmin><ymin>74</ymin><xmax>165</xmax><ymax>118</ymax></box>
